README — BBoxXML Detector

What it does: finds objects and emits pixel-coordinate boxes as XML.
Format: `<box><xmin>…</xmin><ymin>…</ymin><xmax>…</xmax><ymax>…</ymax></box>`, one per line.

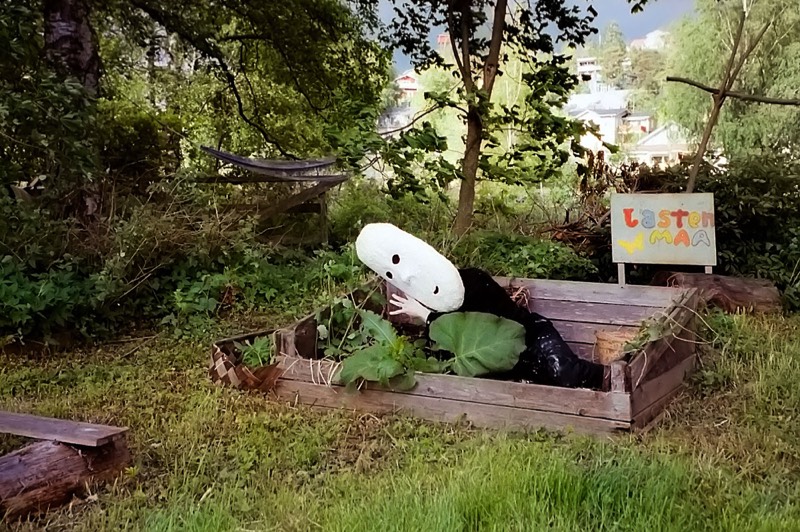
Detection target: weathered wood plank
<box><xmin>0</xmin><ymin>412</ymin><xmax>128</xmax><ymax>448</ymax></box>
<box><xmin>631</xmin><ymin>379</ymin><xmax>690</xmax><ymax>430</ymax></box>
<box><xmin>610</xmin><ymin>361</ymin><xmax>628</xmax><ymax>393</ymax></box>
<box><xmin>272</xmin><ymin>380</ymin><xmax>630</xmax><ymax>434</ymax></box>
<box><xmin>631</xmin><ymin>351</ymin><xmax>696</xmax><ymax>419</ymax></box>
<box><xmin>551</xmin><ymin>320</ymin><xmax>639</xmax><ymax>346</ymax></box>
<box><xmin>494</xmin><ymin>277</ymin><xmax>683</xmax><ymax>307</ymax></box>
<box><xmin>530</xmin><ymin>299</ymin><xmax>659</xmax><ymax>325</ymax></box>
<box><xmin>276</xmin><ymin>355</ymin><xmax>632</xmax><ymax>421</ymax></box>
<box><xmin>0</xmin><ymin>438</ymin><xmax>131</xmax><ymax>521</ymax></box>
<box><xmin>257</xmin><ymin>179</ymin><xmax>346</xmax><ymax>222</ymax></box>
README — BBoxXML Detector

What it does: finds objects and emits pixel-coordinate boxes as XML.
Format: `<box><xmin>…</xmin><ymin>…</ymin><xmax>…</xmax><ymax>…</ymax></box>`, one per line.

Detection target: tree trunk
<box><xmin>685</xmin><ymin>94</ymin><xmax>724</xmax><ymax>193</ymax></box>
<box><xmin>43</xmin><ymin>0</ymin><xmax>100</xmax><ymax>96</ymax></box>
<box><xmin>451</xmin><ymin>0</ymin><xmax>506</xmax><ymax>236</ymax></box>
<box><xmin>0</xmin><ymin>439</ymin><xmax>130</xmax><ymax>521</ymax></box>
<box><xmin>454</xmin><ymin>108</ymin><xmax>483</xmax><ymax>236</ymax></box>
<box><xmin>650</xmin><ymin>271</ymin><xmax>782</xmax><ymax>314</ymax></box>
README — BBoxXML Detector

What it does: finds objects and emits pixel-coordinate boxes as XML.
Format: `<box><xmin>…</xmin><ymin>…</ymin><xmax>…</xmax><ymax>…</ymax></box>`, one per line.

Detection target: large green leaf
<box><xmin>337</xmin><ymin>345</ymin><xmax>405</xmax><ymax>388</ymax></box>
<box><xmin>428</xmin><ymin>312</ymin><xmax>526</xmax><ymax>377</ymax></box>
<box><xmin>357</xmin><ymin>309</ymin><xmax>398</xmax><ymax>345</ymax></box>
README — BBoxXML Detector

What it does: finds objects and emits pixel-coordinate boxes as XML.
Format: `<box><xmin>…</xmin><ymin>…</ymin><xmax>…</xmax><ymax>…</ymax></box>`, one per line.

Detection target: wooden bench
<box><xmin>0</xmin><ymin>411</ymin><xmax>131</xmax><ymax>522</ymax></box>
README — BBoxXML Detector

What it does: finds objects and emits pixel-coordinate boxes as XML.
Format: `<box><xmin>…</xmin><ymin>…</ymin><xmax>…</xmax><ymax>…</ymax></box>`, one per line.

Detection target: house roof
<box><xmin>594</xmin><ymin>108</ymin><xmax>628</xmax><ymax>117</ymax></box>
<box><xmin>635</xmin><ymin>122</ymin><xmax>690</xmax><ymax>147</ymax></box>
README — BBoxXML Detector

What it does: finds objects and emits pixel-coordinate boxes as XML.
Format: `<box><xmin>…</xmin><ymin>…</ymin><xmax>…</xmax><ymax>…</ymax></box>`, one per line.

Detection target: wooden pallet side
<box><xmin>630</xmin><ymin>325</ymin><xmax>698</xmax><ymax>428</ymax></box>
<box><xmin>272</xmin><ymin>380</ymin><xmax>630</xmax><ymax>435</ymax></box>
<box><xmin>275</xmin><ymin>355</ymin><xmax>632</xmax><ymax>422</ymax></box>
<box><xmin>530</xmin><ymin>299</ymin><xmax>661</xmax><ymax>325</ymax></box>
<box><xmin>627</xmin><ymin>288</ymin><xmax>700</xmax><ymax>389</ymax></box>
<box><xmin>494</xmin><ymin>277</ymin><xmax>683</xmax><ymax>307</ymax></box>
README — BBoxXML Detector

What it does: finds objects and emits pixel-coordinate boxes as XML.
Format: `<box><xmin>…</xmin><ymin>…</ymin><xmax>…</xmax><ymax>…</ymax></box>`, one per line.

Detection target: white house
<box><xmin>573</xmin><ymin>108</ymin><xmax>628</xmax><ymax>154</ymax></box>
<box><xmin>626</xmin><ymin>123</ymin><xmax>692</xmax><ymax>167</ymax></box>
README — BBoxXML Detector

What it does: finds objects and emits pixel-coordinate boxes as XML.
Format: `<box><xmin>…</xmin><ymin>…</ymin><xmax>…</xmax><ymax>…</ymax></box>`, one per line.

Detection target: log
<box><xmin>651</xmin><ymin>272</ymin><xmax>782</xmax><ymax>314</ymax></box>
<box><xmin>0</xmin><ymin>439</ymin><xmax>131</xmax><ymax>521</ymax></box>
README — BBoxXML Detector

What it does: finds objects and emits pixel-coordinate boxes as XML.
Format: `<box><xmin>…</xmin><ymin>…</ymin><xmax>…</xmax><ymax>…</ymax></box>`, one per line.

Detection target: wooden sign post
<box><xmin>610</xmin><ymin>193</ymin><xmax>717</xmax><ymax>286</ymax></box>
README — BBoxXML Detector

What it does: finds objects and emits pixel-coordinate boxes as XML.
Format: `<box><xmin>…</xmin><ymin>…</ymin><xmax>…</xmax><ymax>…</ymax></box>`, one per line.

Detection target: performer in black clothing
<box><xmin>355</xmin><ymin>223</ymin><xmax>606</xmax><ymax>390</ymax></box>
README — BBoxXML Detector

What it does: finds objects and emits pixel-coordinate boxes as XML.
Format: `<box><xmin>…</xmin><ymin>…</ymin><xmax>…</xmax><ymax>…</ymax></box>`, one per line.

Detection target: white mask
<box><xmin>355</xmin><ymin>223</ymin><xmax>465</xmax><ymax>312</ymax></box>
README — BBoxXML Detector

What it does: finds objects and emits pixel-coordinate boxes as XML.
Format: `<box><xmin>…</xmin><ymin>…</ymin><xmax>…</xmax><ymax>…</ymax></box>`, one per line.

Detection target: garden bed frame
<box><xmin>210</xmin><ymin>278</ymin><xmax>702</xmax><ymax>435</ymax></box>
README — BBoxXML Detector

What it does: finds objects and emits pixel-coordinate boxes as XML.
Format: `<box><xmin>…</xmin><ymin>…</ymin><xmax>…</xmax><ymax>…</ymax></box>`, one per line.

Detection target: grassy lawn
<box><xmin>2</xmin><ymin>309</ymin><xmax>799</xmax><ymax>531</ymax></box>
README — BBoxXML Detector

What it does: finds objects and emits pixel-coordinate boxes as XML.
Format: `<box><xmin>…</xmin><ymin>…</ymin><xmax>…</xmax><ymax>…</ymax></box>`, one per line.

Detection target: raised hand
<box><xmin>389</xmin><ymin>293</ymin><xmax>431</xmax><ymax>322</ymax></box>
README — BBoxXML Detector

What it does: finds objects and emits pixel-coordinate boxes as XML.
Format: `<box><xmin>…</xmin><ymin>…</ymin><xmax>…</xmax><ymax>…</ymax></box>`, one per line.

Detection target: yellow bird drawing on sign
<box><xmin>618</xmin><ymin>232</ymin><xmax>644</xmax><ymax>255</ymax></box>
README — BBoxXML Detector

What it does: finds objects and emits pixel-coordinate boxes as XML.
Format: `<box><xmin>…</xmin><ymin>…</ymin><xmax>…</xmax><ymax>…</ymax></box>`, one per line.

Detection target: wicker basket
<box><xmin>593</xmin><ymin>329</ymin><xmax>639</xmax><ymax>365</ymax></box>
<box><xmin>209</xmin><ymin>345</ymin><xmax>283</xmax><ymax>392</ymax></box>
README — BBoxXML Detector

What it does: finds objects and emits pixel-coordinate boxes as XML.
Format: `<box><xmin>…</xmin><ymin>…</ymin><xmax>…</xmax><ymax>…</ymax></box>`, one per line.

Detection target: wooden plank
<box><xmin>276</xmin><ymin>356</ymin><xmax>632</xmax><ymax>421</ymax></box>
<box><xmin>627</xmin><ymin>289</ymin><xmax>699</xmax><ymax>389</ymax></box>
<box><xmin>273</xmin><ymin>380</ymin><xmax>630</xmax><ymax>434</ymax></box>
<box><xmin>632</xmin><ymin>382</ymin><xmax>689</xmax><ymax>430</ymax></box>
<box><xmin>610</xmin><ymin>361</ymin><xmax>628</xmax><ymax>393</ymax></box>
<box><xmin>551</xmin><ymin>320</ymin><xmax>639</xmax><ymax>345</ymax></box>
<box><xmin>530</xmin><ymin>299</ymin><xmax>659</xmax><ymax>325</ymax></box>
<box><xmin>258</xmin><ymin>178</ymin><xmax>346</xmax><ymax>222</ymax></box>
<box><xmin>0</xmin><ymin>412</ymin><xmax>128</xmax><ymax>448</ymax></box>
<box><xmin>631</xmin><ymin>352</ymin><xmax>696</xmax><ymax>419</ymax></box>
<box><xmin>494</xmin><ymin>277</ymin><xmax>683</xmax><ymax>307</ymax></box>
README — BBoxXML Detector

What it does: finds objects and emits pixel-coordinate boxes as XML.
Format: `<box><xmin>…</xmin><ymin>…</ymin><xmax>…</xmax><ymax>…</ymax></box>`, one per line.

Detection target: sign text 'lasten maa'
<box><xmin>610</xmin><ymin>193</ymin><xmax>717</xmax><ymax>266</ymax></box>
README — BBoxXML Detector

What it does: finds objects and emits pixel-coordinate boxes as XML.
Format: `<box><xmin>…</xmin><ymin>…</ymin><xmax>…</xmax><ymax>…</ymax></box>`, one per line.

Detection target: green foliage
<box><xmin>663</xmin><ymin>0</ymin><xmax>800</xmax><ymax>155</ymax></box>
<box><xmin>95</xmin><ymin>99</ymin><xmax>183</xmax><ymax>187</ymax></box>
<box><xmin>343</xmin><ymin>0</ymin><xmax>598</xmax><ymax>231</ymax></box>
<box><xmin>0</xmin><ymin>257</ymin><xmax>92</xmax><ymax>340</ymax></box>
<box><xmin>654</xmin><ymin>156</ymin><xmax>800</xmax><ymax>310</ymax></box>
<box><xmin>451</xmin><ymin>231</ymin><xmax>599</xmax><ymax>280</ymax></box>
<box><xmin>334</xmin><ymin>309</ymin><xmax>440</xmax><ymax>391</ymax></box>
<box><xmin>428</xmin><ymin>312</ymin><xmax>526</xmax><ymax>377</ymax></box>
<box><xmin>235</xmin><ymin>336</ymin><xmax>274</xmax><ymax>367</ymax></box>
<box><xmin>598</xmin><ymin>21</ymin><xmax>628</xmax><ymax>88</ymax></box>
<box><xmin>328</xmin><ymin>179</ymin><xmax>453</xmax><ymax>245</ymax></box>
<box><xmin>0</xmin><ymin>2</ymin><xmax>96</xmax><ymax>192</ymax></box>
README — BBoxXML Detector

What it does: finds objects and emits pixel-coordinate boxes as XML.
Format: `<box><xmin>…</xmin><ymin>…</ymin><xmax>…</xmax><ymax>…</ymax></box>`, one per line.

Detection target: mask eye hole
<box><xmin>386</xmin><ymin>271</ymin><xmax>393</xmax><ymax>279</ymax></box>
<box><xmin>433</xmin><ymin>286</ymin><xmax>439</xmax><ymax>294</ymax></box>
<box><xmin>392</xmin><ymin>254</ymin><xmax>400</xmax><ymax>264</ymax></box>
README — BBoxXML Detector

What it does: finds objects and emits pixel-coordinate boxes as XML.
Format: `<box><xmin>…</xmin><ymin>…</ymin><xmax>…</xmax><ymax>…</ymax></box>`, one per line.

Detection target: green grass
<box><xmin>2</xmin><ymin>310</ymin><xmax>800</xmax><ymax>531</ymax></box>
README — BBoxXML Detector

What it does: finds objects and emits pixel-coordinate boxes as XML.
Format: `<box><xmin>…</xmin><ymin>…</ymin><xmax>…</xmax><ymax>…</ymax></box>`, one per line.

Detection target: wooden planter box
<box><xmin>210</xmin><ymin>278</ymin><xmax>701</xmax><ymax>435</ymax></box>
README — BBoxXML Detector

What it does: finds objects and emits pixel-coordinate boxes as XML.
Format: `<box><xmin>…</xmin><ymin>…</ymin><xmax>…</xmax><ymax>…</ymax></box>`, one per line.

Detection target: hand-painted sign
<box><xmin>611</xmin><ymin>193</ymin><xmax>717</xmax><ymax>266</ymax></box>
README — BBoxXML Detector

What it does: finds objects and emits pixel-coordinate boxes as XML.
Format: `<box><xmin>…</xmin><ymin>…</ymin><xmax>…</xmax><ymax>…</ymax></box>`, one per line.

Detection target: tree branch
<box><xmin>482</xmin><ymin>0</ymin><xmax>507</xmax><ymax>97</ymax></box>
<box><xmin>666</xmin><ymin>76</ymin><xmax>800</xmax><ymax>105</ymax></box>
<box><xmin>726</xmin><ymin>18</ymin><xmax>773</xmax><ymax>91</ymax></box>
<box><xmin>447</xmin><ymin>7</ymin><xmax>470</xmax><ymax>88</ymax></box>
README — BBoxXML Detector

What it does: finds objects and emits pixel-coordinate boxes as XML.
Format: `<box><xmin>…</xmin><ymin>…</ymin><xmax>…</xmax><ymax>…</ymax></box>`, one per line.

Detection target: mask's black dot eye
<box><xmin>392</xmin><ymin>254</ymin><xmax>400</xmax><ymax>264</ymax></box>
<box><xmin>433</xmin><ymin>286</ymin><xmax>439</xmax><ymax>294</ymax></box>
<box><xmin>386</xmin><ymin>271</ymin><xmax>393</xmax><ymax>279</ymax></box>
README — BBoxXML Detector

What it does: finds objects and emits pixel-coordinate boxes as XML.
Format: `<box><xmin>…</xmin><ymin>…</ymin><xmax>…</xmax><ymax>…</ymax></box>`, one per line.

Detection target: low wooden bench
<box><xmin>0</xmin><ymin>411</ymin><xmax>131</xmax><ymax>522</ymax></box>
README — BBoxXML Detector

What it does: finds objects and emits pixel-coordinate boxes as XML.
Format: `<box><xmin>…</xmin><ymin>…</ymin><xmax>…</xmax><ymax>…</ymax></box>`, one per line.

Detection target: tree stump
<box><xmin>0</xmin><ymin>438</ymin><xmax>131</xmax><ymax>521</ymax></box>
<box><xmin>651</xmin><ymin>272</ymin><xmax>782</xmax><ymax>314</ymax></box>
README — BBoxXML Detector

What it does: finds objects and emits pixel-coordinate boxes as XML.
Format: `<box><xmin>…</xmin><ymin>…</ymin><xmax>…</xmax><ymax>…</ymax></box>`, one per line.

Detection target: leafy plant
<box><xmin>428</xmin><ymin>312</ymin><xmax>526</xmax><ymax>377</ymax></box>
<box><xmin>235</xmin><ymin>336</ymin><xmax>274</xmax><ymax>367</ymax></box>
<box><xmin>334</xmin><ymin>309</ymin><xmax>445</xmax><ymax>391</ymax></box>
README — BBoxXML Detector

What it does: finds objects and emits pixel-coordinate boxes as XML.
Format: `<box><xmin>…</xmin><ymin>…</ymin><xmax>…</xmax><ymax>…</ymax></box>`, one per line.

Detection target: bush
<box><xmin>450</xmin><ymin>231</ymin><xmax>599</xmax><ymax>281</ymax></box>
<box><xmin>95</xmin><ymin>99</ymin><xmax>184</xmax><ymax>190</ymax></box>
<box><xmin>328</xmin><ymin>178</ymin><xmax>452</xmax><ymax>245</ymax></box>
<box><xmin>655</xmin><ymin>156</ymin><xmax>800</xmax><ymax>310</ymax></box>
